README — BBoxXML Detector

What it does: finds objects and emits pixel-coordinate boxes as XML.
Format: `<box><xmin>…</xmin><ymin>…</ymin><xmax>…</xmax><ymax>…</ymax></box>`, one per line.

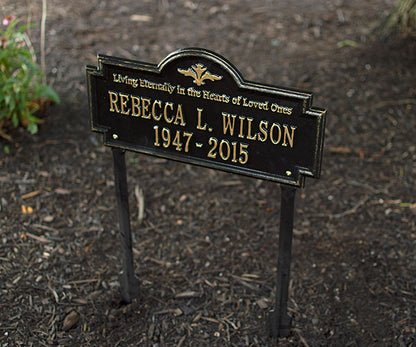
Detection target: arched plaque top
<box><xmin>97</xmin><ymin>48</ymin><xmax>313</xmax><ymax>108</ymax></box>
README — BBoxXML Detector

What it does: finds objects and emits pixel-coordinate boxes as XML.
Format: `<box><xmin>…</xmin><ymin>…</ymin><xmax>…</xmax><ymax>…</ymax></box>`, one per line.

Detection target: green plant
<box><xmin>381</xmin><ymin>0</ymin><xmax>416</xmax><ymax>37</ymax></box>
<box><xmin>0</xmin><ymin>16</ymin><xmax>59</xmax><ymax>139</ymax></box>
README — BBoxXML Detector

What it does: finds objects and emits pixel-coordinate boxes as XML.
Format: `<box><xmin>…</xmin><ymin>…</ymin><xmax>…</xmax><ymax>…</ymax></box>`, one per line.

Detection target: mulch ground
<box><xmin>1</xmin><ymin>0</ymin><xmax>415</xmax><ymax>346</ymax></box>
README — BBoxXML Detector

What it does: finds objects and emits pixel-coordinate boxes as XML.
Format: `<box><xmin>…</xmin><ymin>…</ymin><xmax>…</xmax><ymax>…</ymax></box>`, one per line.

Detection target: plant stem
<box><xmin>41</xmin><ymin>0</ymin><xmax>47</xmax><ymax>84</ymax></box>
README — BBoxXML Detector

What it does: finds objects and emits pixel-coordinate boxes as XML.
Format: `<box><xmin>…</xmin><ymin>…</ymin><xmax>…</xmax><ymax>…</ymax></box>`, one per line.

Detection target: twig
<box><xmin>32</xmin><ymin>224</ymin><xmax>60</xmax><ymax>233</ymax></box>
<box><xmin>146</xmin><ymin>257</ymin><xmax>173</xmax><ymax>268</ymax></box>
<box><xmin>134</xmin><ymin>184</ymin><xmax>145</xmax><ymax>225</ymax></box>
<box><xmin>67</xmin><ymin>279</ymin><xmax>100</xmax><ymax>285</ymax></box>
<box><xmin>41</xmin><ymin>0</ymin><xmax>47</xmax><ymax>84</ymax></box>
<box><xmin>312</xmin><ymin>196</ymin><xmax>369</xmax><ymax>219</ymax></box>
<box><xmin>374</xmin><ymin>98</ymin><xmax>416</xmax><ymax>109</ymax></box>
<box><xmin>26</xmin><ymin>1</ymin><xmax>33</xmax><ymax>37</ymax></box>
<box><xmin>293</xmin><ymin>328</ymin><xmax>310</xmax><ymax>347</ymax></box>
<box><xmin>48</xmin><ymin>285</ymin><xmax>59</xmax><ymax>303</ymax></box>
<box><xmin>23</xmin><ymin>33</ymin><xmax>37</xmax><ymax>63</ymax></box>
<box><xmin>175</xmin><ymin>291</ymin><xmax>201</xmax><ymax>298</ymax></box>
<box><xmin>200</xmin><ymin>316</ymin><xmax>221</xmax><ymax>324</ymax></box>
<box><xmin>176</xmin><ymin>335</ymin><xmax>186</xmax><ymax>347</ymax></box>
<box><xmin>223</xmin><ymin>317</ymin><xmax>239</xmax><ymax>330</ymax></box>
<box><xmin>25</xmin><ymin>232</ymin><xmax>50</xmax><ymax>243</ymax></box>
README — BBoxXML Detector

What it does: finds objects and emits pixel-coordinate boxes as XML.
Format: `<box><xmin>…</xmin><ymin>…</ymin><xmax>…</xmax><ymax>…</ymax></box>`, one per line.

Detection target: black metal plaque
<box><xmin>87</xmin><ymin>48</ymin><xmax>326</xmax><ymax>187</ymax></box>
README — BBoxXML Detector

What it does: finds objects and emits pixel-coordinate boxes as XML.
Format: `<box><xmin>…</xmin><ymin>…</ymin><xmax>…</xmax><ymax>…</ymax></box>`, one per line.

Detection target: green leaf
<box><xmin>11</xmin><ymin>112</ymin><xmax>19</xmax><ymax>127</ymax></box>
<box><xmin>27</xmin><ymin>122</ymin><xmax>38</xmax><ymax>134</ymax></box>
<box><xmin>337</xmin><ymin>40</ymin><xmax>359</xmax><ymax>48</ymax></box>
<box><xmin>36</xmin><ymin>85</ymin><xmax>60</xmax><ymax>103</ymax></box>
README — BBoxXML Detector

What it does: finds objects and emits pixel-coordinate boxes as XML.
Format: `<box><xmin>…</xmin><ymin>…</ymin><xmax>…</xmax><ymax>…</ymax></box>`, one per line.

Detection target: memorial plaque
<box><xmin>87</xmin><ymin>48</ymin><xmax>325</xmax><ymax>187</ymax></box>
<box><xmin>87</xmin><ymin>48</ymin><xmax>327</xmax><ymax>336</ymax></box>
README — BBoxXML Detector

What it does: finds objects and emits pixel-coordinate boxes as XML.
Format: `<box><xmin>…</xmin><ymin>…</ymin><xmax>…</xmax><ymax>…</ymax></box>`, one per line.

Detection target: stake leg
<box><xmin>268</xmin><ymin>185</ymin><xmax>296</xmax><ymax>337</ymax></box>
<box><xmin>112</xmin><ymin>148</ymin><xmax>140</xmax><ymax>303</ymax></box>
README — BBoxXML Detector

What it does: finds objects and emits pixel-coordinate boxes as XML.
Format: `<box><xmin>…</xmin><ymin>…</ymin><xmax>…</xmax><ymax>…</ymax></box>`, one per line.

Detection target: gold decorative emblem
<box><xmin>177</xmin><ymin>64</ymin><xmax>222</xmax><ymax>86</ymax></box>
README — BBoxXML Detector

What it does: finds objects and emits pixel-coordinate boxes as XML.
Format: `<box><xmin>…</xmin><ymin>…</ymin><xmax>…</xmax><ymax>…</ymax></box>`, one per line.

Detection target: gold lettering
<box><xmin>219</xmin><ymin>139</ymin><xmax>231</xmax><ymax>161</ymax></box>
<box><xmin>119</xmin><ymin>93</ymin><xmax>130</xmax><ymax>115</ymax></box>
<box><xmin>238</xmin><ymin>116</ymin><xmax>245</xmax><ymax>139</ymax></box>
<box><xmin>197</xmin><ymin>108</ymin><xmax>207</xmax><ymax>130</ymax></box>
<box><xmin>131</xmin><ymin>96</ymin><xmax>141</xmax><ymax>116</ymax></box>
<box><xmin>270</xmin><ymin>123</ymin><xmax>282</xmax><ymax>145</ymax></box>
<box><xmin>187</xmin><ymin>87</ymin><xmax>201</xmax><ymax>98</ymax></box>
<box><xmin>258</xmin><ymin>120</ymin><xmax>268</xmax><ymax>142</ymax></box>
<box><xmin>152</xmin><ymin>100</ymin><xmax>162</xmax><ymax>121</ymax></box>
<box><xmin>140</xmin><ymin>98</ymin><xmax>151</xmax><ymax>119</ymax></box>
<box><xmin>271</xmin><ymin>103</ymin><xmax>293</xmax><ymax>115</ymax></box>
<box><xmin>108</xmin><ymin>91</ymin><xmax>120</xmax><ymax>113</ymax></box>
<box><xmin>222</xmin><ymin>112</ymin><xmax>236</xmax><ymax>135</ymax></box>
<box><xmin>164</xmin><ymin>102</ymin><xmax>174</xmax><ymax>123</ymax></box>
<box><xmin>282</xmin><ymin>125</ymin><xmax>296</xmax><ymax>147</ymax></box>
<box><xmin>106</xmin><ymin>92</ymin><xmax>187</xmax><ymax>127</ymax></box>
<box><xmin>174</xmin><ymin>105</ymin><xmax>185</xmax><ymax>126</ymax></box>
<box><xmin>246</xmin><ymin>117</ymin><xmax>257</xmax><ymax>140</ymax></box>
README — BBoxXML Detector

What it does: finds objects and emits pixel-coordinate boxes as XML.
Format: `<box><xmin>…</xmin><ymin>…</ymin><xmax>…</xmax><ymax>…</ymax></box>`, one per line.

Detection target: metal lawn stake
<box><xmin>87</xmin><ymin>48</ymin><xmax>326</xmax><ymax>337</ymax></box>
<box><xmin>112</xmin><ymin>148</ymin><xmax>140</xmax><ymax>303</ymax></box>
<box><xmin>268</xmin><ymin>185</ymin><xmax>296</xmax><ymax>337</ymax></box>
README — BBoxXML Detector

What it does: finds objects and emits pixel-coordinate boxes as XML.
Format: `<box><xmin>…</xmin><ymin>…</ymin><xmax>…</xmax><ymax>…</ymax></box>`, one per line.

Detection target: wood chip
<box><xmin>175</xmin><ymin>291</ymin><xmax>201</xmax><ymax>298</ymax></box>
<box><xmin>21</xmin><ymin>190</ymin><xmax>41</xmax><ymax>200</ymax></box>
<box><xmin>177</xmin><ymin>335</ymin><xmax>187</xmax><ymax>347</ymax></box>
<box><xmin>43</xmin><ymin>215</ymin><xmax>54</xmax><ymax>223</ymax></box>
<box><xmin>62</xmin><ymin>311</ymin><xmax>79</xmax><ymax>331</ymax></box>
<box><xmin>130</xmin><ymin>14</ymin><xmax>152</xmax><ymax>22</ymax></box>
<box><xmin>32</xmin><ymin>224</ymin><xmax>60</xmax><ymax>233</ymax></box>
<box><xmin>73</xmin><ymin>298</ymin><xmax>88</xmax><ymax>305</ymax></box>
<box><xmin>256</xmin><ymin>298</ymin><xmax>270</xmax><ymax>309</ymax></box>
<box><xmin>49</xmin><ymin>286</ymin><xmax>59</xmax><ymax>303</ymax></box>
<box><xmin>200</xmin><ymin>316</ymin><xmax>221</xmax><ymax>324</ymax></box>
<box><xmin>55</xmin><ymin>188</ymin><xmax>71</xmax><ymax>195</ymax></box>
<box><xmin>154</xmin><ymin>308</ymin><xmax>183</xmax><ymax>316</ymax></box>
<box><xmin>328</xmin><ymin>146</ymin><xmax>352</xmax><ymax>154</ymax></box>
<box><xmin>134</xmin><ymin>184</ymin><xmax>145</xmax><ymax>224</ymax></box>
<box><xmin>25</xmin><ymin>232</ymin><xmax>49</xmax><ymax>243</ymax></box>
<box><xmin>147</xmin><ymin>257</ymin><xmax>173</xmax><ymax>268</ymax></box>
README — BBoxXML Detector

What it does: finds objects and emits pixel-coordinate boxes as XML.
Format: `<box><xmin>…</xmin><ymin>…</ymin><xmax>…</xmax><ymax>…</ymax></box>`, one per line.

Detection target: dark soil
<box><xmin>1</xmin><ymin>0</ymin><xmax>416</xmax><ymax>346</ymax></box>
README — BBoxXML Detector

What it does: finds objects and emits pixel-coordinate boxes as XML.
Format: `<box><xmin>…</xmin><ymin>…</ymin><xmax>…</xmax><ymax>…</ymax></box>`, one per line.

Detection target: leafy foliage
<box><xmin>383</xmin><ymin>0</ymin><xmax>416</xmax><ymax>37</ymax></box>
<box><xmin>0</xmin><ymin>16</ymin><xmax>59</xmax><ymax>138</ymax></box>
